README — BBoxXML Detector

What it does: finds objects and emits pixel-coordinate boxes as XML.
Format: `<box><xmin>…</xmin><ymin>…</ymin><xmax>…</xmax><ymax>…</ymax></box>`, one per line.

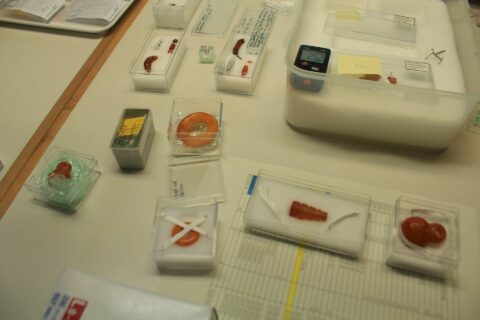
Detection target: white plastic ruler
<box><xmin>206</xmin><ymin>175</ymin><xmax>460</xmax><ymax>320</ymax></box>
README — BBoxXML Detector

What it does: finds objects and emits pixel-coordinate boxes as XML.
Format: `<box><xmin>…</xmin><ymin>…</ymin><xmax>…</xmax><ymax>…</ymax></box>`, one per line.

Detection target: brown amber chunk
<box><xmin>359</xmin><ymin>74</ymin><xmax>381</xmax><ymax>81</ymax></box>
<box><xmin>289</xmin><ymin>201</ymin><xmax>328</xmax><ymax>221</ymax></box>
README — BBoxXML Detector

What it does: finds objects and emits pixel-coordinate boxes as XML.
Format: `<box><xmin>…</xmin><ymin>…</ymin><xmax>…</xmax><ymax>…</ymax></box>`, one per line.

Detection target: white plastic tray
<box><xmin>0</xmin><ymin>0</ymin><xmax>135</xmax><ymax>34</ymax></box>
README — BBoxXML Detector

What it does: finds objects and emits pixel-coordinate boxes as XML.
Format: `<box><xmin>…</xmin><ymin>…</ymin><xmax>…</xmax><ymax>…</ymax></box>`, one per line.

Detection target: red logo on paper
<box><xmin>62</xmin><ymin>298</ymin><xmax>88</xmax><ymax>320</ymax></box>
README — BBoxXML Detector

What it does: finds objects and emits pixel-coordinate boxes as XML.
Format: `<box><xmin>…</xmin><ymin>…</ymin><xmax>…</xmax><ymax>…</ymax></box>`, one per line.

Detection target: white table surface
<box><xmin>1</xmin><ymin>0</ymin><xmax>480</xmax><ymax>319</ymax></box>
<box><xmin>0</xmin><ymin>24</ymin><xmax>101</xmax><ymax>179</ymax></box>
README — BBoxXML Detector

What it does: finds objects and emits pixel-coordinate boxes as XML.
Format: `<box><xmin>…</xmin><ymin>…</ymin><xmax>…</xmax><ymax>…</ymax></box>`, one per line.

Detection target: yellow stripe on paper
<box><xmin>283</xmin><ymin>247</ymin><xmax>305</xmax><ymax>320</ymax></box>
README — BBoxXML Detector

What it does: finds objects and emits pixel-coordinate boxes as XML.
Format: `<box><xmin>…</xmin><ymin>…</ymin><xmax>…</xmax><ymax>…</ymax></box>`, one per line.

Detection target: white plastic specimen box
<box><xmin>168</xmin><ymin>98</ymin><xmax>223</xmax><ymax>165</ymax></box>
<box><xmin>154</xmin><ymin>197</ymin><xmax>219</xmax><ymax>271</ymax></box>
<box><xmin>41</xmin><ymin>268</ymin><xmax>218</xmax><ymax>319</ymax></box>
<box><xmin>243</xmin><ymin>171</ymin><xmax>371</xmax><ymax>257</ymax></box>
<box><xmin>169</xmin><ymin>160</ymin><xmax>225</xmax><ymax>202</ymax></box>
<box><xmin>110</xmin><ymin>108</ymin><xmax>155</xmax><ymax>170</ymax></box>
<box><xmin>386</xmin><ymin>196</ymin><xmax>460</xmax><ymax>277</ymax></box>
<box><xmin>214</xmin><ymin>6</ymin><xmax>276</xmax><ymax>95</ymax></box>
<box><xmin>191</xmin><ymin>0</ymin><xmax>238</xmax><ymax>37</ymax></box>
<box><xmin>152</xmin><ymin>0</ymin><xmax>201</xmax><ymax>29</ymax></box>
<box><xmin>25</xmin><ymin>146</ymin><xmax>101</xmax><ymax>213</ymax></box>
<box><xmin>130</xmin><ymin>29</ymin><xmax>186</xmax><ymax>92</ymax></box>
<box><xmin>285</xmin><ymin>0</ymin><xmax>480</xmax><ymax>149</ymax></box>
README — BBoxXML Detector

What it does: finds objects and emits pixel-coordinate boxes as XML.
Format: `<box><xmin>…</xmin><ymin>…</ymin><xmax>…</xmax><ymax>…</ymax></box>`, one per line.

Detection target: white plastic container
<box><xmin>152</xmin><ymin>0</ymin><xmax>200</xmax><ymax>29</ymax></box>
<box><xmin>110</xmin><ymin>109</ymin><xmax>155</xmax><ymax>170</ymax></box>
<box><xmin>243</xmin><ymin>170</ymin><xmax>371</xmax><ymax>258</ymax></box>
<box><xmin>214</xmin><ymin>7</ymin><xmax>276</xmax><ymax>95</ymax></box>
<box><xmin>154</xmin><ymin>196</ymin><xmax>219</xmax><ymax>271</ymax></box>
<box><xmin>386</xmin><ymin>196</ymin><xmax>459</xmax><ymax>277</ymax></box>
<box><xmin>285</xmin><ymin>0</ymin><xmax>480</xmax><ymax>149</ymax></box>
<box><xmin>130</xmin><ymin>29</ymin><xmax>187</xmax><ymax>92</ymax></box>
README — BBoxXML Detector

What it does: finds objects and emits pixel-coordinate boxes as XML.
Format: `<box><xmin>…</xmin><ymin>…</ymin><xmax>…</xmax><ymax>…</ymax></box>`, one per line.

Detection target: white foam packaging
<box><xmin>284</xmin><ymin>0</ymin><xmax>480</xmax><ymax>149</ymax></box>
<box><xmin>40</xmin><ymin>268</ymin><xmax>217</xmax><ymax>320</ymax></box>
<box><xmin>152</xmin><ymin>0</ymin><xmax>201</xmax><ymax>29</ymax></box>
<box><xmin>243</xmin><ymin>170</ymin><xmax>371</xmax><ymax>258</ymax></box>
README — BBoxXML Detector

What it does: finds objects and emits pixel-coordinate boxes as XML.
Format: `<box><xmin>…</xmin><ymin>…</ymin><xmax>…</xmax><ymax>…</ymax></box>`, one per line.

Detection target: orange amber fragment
<box><xmin>359</xmin><ymin>74</ymin><xmax>381</xmax><ymax>81</ymax></box>
<box><xmin>289</xmin><ymin>201</ymin><xmax>328</xmax><ymax>221</ymax></box>
<box><xmin>48</xmin><ymin>161</ymin><xmax>72</xmax><ymax>180</ymax></box>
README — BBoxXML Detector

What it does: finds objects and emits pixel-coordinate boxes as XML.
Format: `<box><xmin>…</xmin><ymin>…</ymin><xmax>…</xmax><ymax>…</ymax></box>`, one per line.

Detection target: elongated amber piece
<box><xmin>289</xmin><ymin>201</ymin><xmax>328</xmax><ymax>221</ymax></box>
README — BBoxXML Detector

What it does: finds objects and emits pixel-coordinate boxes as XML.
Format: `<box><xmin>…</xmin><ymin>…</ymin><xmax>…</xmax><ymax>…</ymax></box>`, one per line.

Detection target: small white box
<box><xmin>244</xmin><ymin>170</ymin><xmax>371</xmax><ymax>258</ymax></box>
<box><xmin>130</xmin><ymin>29</ymin><xmax>187</xmax><ymax>92</ymax></box>
<box><xmin>214</xmin><ymin>7</ymin><xmax>275</xmax><ymax>95</ymax></box>
<box><xmin>152</xmin><ymin>0</ymin><xmax>201</xmax><ymax>29</ymax></box>
<box><xmin>154</xmin><ymin>197</ymin><xmax>219</xmax><ymax>271</ymax></box>
<box><xmin>40</xmin><ymin>268</ymin><xmax>217</xmax><ymax>319</ymax></box>
<box><xmin>386</xmin><ymin>196</ymin><xmax>460</xmax><ymax>277</ymax></box>
<box><xmin>152</xmin><ymin>0</ymin><xmax>200</xmax><ymax>29</ymax></box>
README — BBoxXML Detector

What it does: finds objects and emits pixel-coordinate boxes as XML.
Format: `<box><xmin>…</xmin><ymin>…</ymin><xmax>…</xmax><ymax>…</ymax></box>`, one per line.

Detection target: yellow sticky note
<box><xmin>117</xmin><ymin>116</ymin><xmax>146</xmax><ymax>137</ymax></box>
<box><xmin>334</xmin><ymin>7</ymin><xmax>361</xmax><ymax>20</ymax></box>
<box><xmin>337</xmin><ymin>54</ymin><xmax>382</xmax><ymax>76</ymax></box>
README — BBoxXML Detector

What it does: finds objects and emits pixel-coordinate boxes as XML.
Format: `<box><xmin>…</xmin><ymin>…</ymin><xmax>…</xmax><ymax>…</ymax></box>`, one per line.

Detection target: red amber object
<box><xmin>401</xmin><ymin>216</ymin><xmax>447</xmax><ymax>247</ymax></box>
<box><xmin>427</xmin><ymin>223</ymin><xmax>447</xmax><ymax>244</ymax></box>
<box><xmin>176</xmin><ymin>112</ymin><xmax>219</xmax><ymax>148</ymax></box>
<box><xmin>359</xmin><ymin>74</ymin><xmax>381</xmax><ymax>81</ymax></box>
<box><xmin>289</xmin><ymin>201</ymin><xmax>328</xmax><ymax>221</ymax></box>
<box><xmin>387</xmin><ymin>74</ymin><xmax>397</xmax><ymax>84</ymax></box>
<box><xmin>171</xmin><ymin>223</ymin><xmax>200</xmax><ymax>247</ymax></box>
<box><xmin>168</xmin><ymin>39</ymin><xmax>178</xmax><ymax>53</ymax></box>
<box><xmin>401</xmin><ymin>216</ymin><xmax>429</xmax><ymax>247</ymax></box>
<box><xmin>233</xmin><ymin>38</ymin><xmax>245</xmax><ymax>59</ymax></box>
<box><xmin>143</xmin><ymin>55</ymin><xmax>158</xmax><ymax>73</ymax></box>
<box><xmin>48</xmin><ymin>161</ymin><xmax>72</xmax><ymax>180</ymax></box>
<box><xmin>241</xmin><ymin>64</ymin><xmax>249</xmax><ymax>76</ymax></box>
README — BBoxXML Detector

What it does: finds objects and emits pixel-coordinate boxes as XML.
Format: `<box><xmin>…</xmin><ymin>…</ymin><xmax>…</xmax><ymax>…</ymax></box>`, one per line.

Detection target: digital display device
<box><xmin>294</xmin><ymin>45</ymin><xmax>331</xmax><ymax>73</ymax></box>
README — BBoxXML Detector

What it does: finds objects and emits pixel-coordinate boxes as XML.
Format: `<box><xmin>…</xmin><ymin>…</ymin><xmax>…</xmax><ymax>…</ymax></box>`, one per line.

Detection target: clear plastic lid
<box><xmin>25</xmin><ymin>146</ymin><xmax>101</xmax><ymax>212</ymax></box>
<box><xmin>168</xmin><ymin>98</ymin><xmax>223</xmax><ymax>165</ymax></box>
<box><xmin>169</xmin><ymin>160</ymin><xmax>225</xmax><ymax>202</ymax></box>
<box><xmin>191</xmin><ymin>0</ymin><xmax>238</xmax><ymax>37</ymax></box>
<box><xmin>129</xmin><ymin>28</ymin><xmax>185</xmax><ymax>77</ymax></box>
<box><xmin>153</xmin><ymin>196</ymin><xmax>219</xmax><ymax>270</ymax></box>
<box><xmin>391</xmin><ymin>196</ymin><xmax>459</xmax><ymax>267</ymax></box>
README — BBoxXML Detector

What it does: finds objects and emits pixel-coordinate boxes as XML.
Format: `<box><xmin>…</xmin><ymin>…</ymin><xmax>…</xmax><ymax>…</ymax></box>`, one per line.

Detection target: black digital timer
<box><xmin>290</xmin><ymin>45</ymin><xmax>331</xmax><ymax>92</ymax></box>
<box><xmin>294</xmin><ymin>45</ymin><xmax>331</xmax><ymax>73</ymax></box>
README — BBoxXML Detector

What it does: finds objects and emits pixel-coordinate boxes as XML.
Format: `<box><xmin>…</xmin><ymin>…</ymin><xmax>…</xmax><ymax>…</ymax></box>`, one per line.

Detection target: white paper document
<box><xmin>65</xmin><ymin>0</ymin><xmax>127</xmax><ymax>24</ymax></box>
<box><xmin>4</xmin><ymin>0</ymin><xmax>65</xmax><ymax>22</ymax></box>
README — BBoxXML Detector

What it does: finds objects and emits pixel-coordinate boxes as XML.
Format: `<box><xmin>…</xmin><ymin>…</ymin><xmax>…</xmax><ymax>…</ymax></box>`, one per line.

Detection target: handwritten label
<box><xmin>337</xmin><ymin>54</ymin><xmax>382</xmax><ymax>76</ymax></box>
<box><xmin>405</xmin><ymin>60</ymin><xmax>431</xmax><ymax>73</ymax></box>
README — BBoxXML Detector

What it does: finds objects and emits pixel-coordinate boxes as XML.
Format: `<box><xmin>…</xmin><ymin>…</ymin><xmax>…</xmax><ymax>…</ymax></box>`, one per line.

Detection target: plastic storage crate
<box><xmin>284</xmin><ymin>0</ymin><xmax>480</xmax><ymax>149</ymax></box>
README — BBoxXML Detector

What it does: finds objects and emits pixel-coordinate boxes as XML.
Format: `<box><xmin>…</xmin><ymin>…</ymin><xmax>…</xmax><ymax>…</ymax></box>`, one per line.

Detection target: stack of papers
<box><xmin>65</xmin><ymin>0</ymin><xmax>127</xmax><ymax>25</ymax></box>
<box><xmin>4</xmin><ymin>0</ymin><xmax>65</xmax><ymax>22</ymax></box>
